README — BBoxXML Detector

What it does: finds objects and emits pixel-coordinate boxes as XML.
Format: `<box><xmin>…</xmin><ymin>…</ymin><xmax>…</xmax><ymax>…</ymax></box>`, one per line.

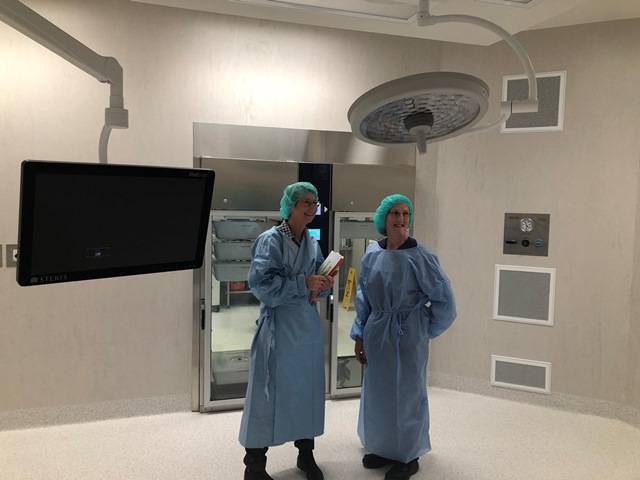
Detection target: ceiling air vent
<box><xmin>475</xmin><ymin>0</ymin><xmax>546</xmax><ymax>8</ymax></box>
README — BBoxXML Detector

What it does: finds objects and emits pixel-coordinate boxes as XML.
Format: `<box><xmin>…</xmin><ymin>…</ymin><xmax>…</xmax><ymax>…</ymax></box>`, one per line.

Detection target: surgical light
<box><xmin>348</xmin><ymin>0</ymin><xmax>539</xmax><ymax>154</ymax></box>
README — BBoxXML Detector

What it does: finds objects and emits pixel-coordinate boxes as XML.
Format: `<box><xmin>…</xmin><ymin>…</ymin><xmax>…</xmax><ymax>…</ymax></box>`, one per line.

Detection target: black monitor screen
<box><xmin>17</xmin><ymin>160</ymin><xmax>215</xmax><ymax>286</ymax></box>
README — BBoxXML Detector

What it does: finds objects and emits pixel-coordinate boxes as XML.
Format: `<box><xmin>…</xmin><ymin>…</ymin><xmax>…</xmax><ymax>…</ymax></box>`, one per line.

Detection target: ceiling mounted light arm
<box><xmin>417</xmin><ymin>0</ymin><xmax>538</xmax><ymax>130</ymax></box>
<box><xmin>349</xmin><ymin>1</ymin><xmax>540</xmax><ymax>154</ymax></box>
<box><xmin>0</xmin><ymin>0</ymin><xmax>128</xmax><ymax>164</ymax></box>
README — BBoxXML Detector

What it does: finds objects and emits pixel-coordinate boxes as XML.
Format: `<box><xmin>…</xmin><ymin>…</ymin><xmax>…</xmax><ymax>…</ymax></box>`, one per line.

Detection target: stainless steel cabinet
<box><xmin>200</xmin><ymin>211</ymin><xmax>280</xmax><ymax>409</ymax></box>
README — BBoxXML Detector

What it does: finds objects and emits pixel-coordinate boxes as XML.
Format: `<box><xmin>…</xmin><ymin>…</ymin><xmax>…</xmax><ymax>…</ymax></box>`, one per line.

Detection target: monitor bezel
<box><xmin>17</xmin><ymin>160</ymin><xmax>215</xmax><ymax>286</ymax></box>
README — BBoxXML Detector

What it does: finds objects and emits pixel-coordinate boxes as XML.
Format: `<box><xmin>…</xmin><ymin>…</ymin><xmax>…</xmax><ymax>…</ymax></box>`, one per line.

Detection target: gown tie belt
<box><xmin>261</xmin><ymin>308</ymin><xmax>275</xmax><ymax>401</ymax></box>
<box><xmin>373</xmin><ymin>308</ymin><xmax>412</xmax><ymax>341</ymax></box>
<box><xmin>396</xmin><ymin>311</ymin><xmax>406</xmax><ymax>336</ymax></box>
<box><xmin>373</xmin><ymin>296</ymin><xmax>431</xmax><ymax>338</ymax></box>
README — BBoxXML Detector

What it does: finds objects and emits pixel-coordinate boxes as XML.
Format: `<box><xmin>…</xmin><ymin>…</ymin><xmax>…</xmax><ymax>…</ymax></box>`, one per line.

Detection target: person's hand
<box><xmin>305</xmin><ymin>274</ymin><xmax>334</xmax><ymax>291</ymax></box>
<box><xmin>355</xmin><ymin>336</ymin><xmax>366</xmax><ymax>365</ymax></box>
<box><xmin>321</xmin><ymin>274</ymin><xmax>334</xmax><ymax>291</ymax></box>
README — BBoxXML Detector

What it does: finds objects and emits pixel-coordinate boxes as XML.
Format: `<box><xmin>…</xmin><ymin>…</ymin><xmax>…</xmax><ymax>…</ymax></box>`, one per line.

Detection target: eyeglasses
<box><xmin>298</xmin><ymin>200</ymin><xmax>320</xmax><ymax>208</ymax></box>
<box><xmin>389</xmin><ymin>210</ymin><xmax>411</xmax><ymax>218</ymax></box>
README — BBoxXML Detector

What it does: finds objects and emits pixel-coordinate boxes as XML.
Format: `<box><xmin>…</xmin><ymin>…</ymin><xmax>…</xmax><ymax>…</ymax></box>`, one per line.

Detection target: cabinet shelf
<box><xmin>221</xmin><ymin>281</ymin><xmax>257</xmax><ymax>309</ymax></box>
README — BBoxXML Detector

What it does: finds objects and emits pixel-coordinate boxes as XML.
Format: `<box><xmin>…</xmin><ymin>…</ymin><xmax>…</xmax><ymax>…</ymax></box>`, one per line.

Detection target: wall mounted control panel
<box><xmin>503</xmin><ymin>213</ymin><xmax>550</xmax><ymax>256</ymax></box>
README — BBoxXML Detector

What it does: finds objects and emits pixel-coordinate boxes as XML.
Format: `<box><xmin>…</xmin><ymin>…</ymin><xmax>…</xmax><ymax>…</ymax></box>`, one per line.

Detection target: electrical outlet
<box><xmin>6</xmin><ymin>244</ymin><xmax>18</xmax><ymax>267</ymax></box>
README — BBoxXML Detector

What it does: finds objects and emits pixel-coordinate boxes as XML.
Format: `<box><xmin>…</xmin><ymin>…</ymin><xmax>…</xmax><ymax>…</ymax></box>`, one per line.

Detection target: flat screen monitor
<box><xmin>17</xmin><ymin>160</ymin><xmax>215</xmax><ymax>286</ymax></box>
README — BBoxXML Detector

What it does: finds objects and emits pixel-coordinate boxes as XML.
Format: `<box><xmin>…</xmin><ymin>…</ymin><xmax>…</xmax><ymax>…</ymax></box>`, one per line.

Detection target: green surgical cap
<box><xmin>279</xmin><ymin>181</ymin><xmax>319</xmax><ymax>219</ymax></box>
<box><xmin>373</xmin><ymin>194</ymin><xmax>414</xmax><ymax>235</ymax></box>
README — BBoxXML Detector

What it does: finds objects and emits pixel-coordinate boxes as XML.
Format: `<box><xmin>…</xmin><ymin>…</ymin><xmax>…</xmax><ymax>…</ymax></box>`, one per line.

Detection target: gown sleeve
<box><xmin>416</xmin><ymin>245</ymin><xmax>457</xmax><ymax>339</ymax></box>
<box><xmin>248</xmin><ymin>231</ymin><xmax>308</xmax><ymax>308</ymax></box>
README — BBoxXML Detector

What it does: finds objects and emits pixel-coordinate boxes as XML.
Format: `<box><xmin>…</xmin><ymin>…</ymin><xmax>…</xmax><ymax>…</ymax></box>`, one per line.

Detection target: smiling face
<box><xmin>386</xmin><ymin>203</ymin><xmax>411</xmax><ymax>241</ymax></box>
<box><xmin>288</xmin><ymin>193</ymin><xmax>318</xmax><ymax>230</ymax></box>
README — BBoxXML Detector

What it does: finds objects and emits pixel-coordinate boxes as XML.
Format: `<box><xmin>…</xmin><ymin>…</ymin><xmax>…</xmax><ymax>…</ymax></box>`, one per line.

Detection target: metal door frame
<box><xmin>329</xmin><ymin>211</ymin><xmax>380</xmax><ymax>398</ymax></box>
<box><xmin>198</xmin><ymin>210</ymin><xmax>280</xmax><ymax>412</ymax></box>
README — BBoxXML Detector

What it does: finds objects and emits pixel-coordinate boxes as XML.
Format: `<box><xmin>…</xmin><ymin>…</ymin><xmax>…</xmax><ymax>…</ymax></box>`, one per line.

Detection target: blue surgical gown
<box><xmin>350</xmin><ymin>240</ymin><xmax>456</xmax><ymax>463</ymax></box>
<box><xmin>239</xmin><ymin>227</ymin><xmax>329</xmax><ymax>448</ymax></box>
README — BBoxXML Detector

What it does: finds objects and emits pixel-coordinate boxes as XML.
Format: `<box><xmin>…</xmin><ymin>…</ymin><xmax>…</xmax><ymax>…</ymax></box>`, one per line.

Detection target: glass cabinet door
<box><xmin>329</xmin><ymin>212</ymin><xmax>381</xmax><ymax>398</ymax></box>
<box><xmin>200</xmin><ymin>210</ymin><xmax>280</xmax><ymax>411</ymax></box>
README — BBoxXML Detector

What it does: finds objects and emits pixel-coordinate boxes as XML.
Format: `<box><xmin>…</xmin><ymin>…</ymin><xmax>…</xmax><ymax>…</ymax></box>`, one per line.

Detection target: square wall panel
<box><xmin>493</xmin><ymin>264</ymin><xmax>556</xmax><ymax>326</ymax></box>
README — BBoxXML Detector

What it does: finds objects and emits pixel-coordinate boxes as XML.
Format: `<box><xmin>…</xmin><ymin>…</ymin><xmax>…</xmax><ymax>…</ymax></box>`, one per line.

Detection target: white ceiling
<box><xmin>131</xmin><ymin>0</ymin><xmax>640</xmax><ymax>46</ymax></box>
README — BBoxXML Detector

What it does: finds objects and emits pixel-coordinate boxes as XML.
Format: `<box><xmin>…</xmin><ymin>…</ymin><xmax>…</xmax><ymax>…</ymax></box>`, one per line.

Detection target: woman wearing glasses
<box><xmin>239</xmin><ymin>182</ymin><xmax>334</xmax><ymax>480</ymax></box>
<box><xmin>350</xmin><ymin>194</ymin><xmax>457</xmax><ymax>480</ymax></box>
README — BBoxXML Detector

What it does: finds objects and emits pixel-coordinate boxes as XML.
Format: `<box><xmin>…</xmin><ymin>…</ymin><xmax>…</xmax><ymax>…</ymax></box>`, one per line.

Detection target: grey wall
<box><xmin>0</xmin><ymin>0</ymin><xmax>438</xmax><ymax>412</ymax></box>
<box><xmin>1</xmin><ymin>0</ymin><xmax>639</xmax><ymax>416</ymax></box>
<box><xmin>418</xmin><ymin>20</ymin><xmax>640</xmax><ymax>411</ymax></box>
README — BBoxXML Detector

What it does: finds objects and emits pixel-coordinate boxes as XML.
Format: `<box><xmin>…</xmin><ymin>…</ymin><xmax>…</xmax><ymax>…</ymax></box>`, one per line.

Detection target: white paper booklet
<box><xmin>317</xmin><ymin>250</ymin><xmax>344</xmax><ymax>276</ymax></box>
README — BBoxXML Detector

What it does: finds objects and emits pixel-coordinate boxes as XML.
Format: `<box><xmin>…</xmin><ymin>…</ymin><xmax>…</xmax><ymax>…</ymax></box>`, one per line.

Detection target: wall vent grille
<box><xmin>493</xmin><ymin>265</ymin><xmax>556</xmax><ymax>327</ymax></box>
<box><xmin>501</xmin><ymin>70</ymin><xmax>566</xmax><ymax>132</ymax></box>
<box><xmin>494</xmin><ymin>265</ymin><xmax>556</xmax><ymax>326</ymax></box>
<box><xmin>491</xmin><ymin>355</ymin><xmax>551</xmax><ymax>394</ymax></box>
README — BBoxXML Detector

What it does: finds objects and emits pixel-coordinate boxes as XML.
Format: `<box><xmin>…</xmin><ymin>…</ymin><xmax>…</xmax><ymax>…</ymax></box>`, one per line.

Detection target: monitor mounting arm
<box><xmin>0</xmin><ymin>0</ymin><xmax>128</xmax><ymax>163</ymax></box>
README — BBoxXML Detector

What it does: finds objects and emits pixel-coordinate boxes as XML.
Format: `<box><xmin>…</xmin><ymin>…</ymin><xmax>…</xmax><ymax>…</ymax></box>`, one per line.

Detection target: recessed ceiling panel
<box><xmin>476</xmin><ymin>0</ymin><xmax>546</xmax><ymax>8</ymax></box>
<box><xmin>131</xmin><ymin>0</ymin><xmax>639</xmax><ymax>46</ymax></box>
<box><xmin>228</xmin><ymin>0</ymin><xmax>429</xmax><ymax>23</ymax></box>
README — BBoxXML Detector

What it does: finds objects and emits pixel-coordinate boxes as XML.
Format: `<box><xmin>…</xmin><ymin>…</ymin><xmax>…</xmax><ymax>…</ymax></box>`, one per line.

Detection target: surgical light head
<box><xmin>374</xmin><ymin>194</ymin><xmax>414</xmax><ymax>236</ymax></box>
<box><xmin>349</xmin><ymin>72</ymin><xmax>490</xmax><ymax>155</ymax></box>
<box><xmin>279</xmin><ymin>181</ymin><xmax>319</xmax><ymax>220</ymax></box>
<box><xmin>347</xmin><ymin>0</ymin><xmax>538</xmax><ymax>154</ymax></box>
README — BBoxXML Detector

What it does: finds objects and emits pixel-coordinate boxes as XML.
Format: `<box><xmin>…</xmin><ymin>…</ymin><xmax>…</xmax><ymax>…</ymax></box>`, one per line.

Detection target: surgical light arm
<box><xmin>0</xmin><ymin>0</ymin><xmax>128</xmax><ymax>163</ymax></box>
<box><xmin>417</xmin><ymin>0</ymin><xmax>538</xmax><ymax>137</ymax></box>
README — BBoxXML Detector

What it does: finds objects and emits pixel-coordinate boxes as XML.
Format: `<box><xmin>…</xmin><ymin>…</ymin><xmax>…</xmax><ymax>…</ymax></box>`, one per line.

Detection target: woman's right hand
<box><xmin>355</xmin><ymin>336</ymin><xmax>366</xmax><ymax>365</ymax></box>
<box><xmin>305</xmin><ymin>274</ymin><xmax>333</xmax><ymax>291</ymax></box>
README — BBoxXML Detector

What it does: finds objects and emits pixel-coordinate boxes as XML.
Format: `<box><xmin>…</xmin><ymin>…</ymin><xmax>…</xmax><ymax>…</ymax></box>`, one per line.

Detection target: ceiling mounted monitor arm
<box><xmin>417</xmin><ymin>0</ymin><xmax>538</xmax><ymax>135</ymax></box>
<box><xmin>0</xmin><ymin>0</ymin><xmax>128</xmax><ymax>163</ymax></box>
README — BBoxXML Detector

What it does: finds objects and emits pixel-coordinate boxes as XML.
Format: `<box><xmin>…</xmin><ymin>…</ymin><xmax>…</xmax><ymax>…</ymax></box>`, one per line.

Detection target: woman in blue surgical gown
<box><xmin>350</xmin><ymin>194</ymin><xmax>457</xmax><ymax>480</ymax></box>
<box><xmin>239</xmin><ymin>182</ymin><xmax>334</xmax><ymax>480</ymax></box>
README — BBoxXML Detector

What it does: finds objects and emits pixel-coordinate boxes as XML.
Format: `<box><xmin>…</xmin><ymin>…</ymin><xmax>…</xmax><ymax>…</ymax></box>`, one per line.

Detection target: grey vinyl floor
<box><xmin>2</xmin><ymin>388</ymin><xmax>639</xmax><ymax>480</ymax></box>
